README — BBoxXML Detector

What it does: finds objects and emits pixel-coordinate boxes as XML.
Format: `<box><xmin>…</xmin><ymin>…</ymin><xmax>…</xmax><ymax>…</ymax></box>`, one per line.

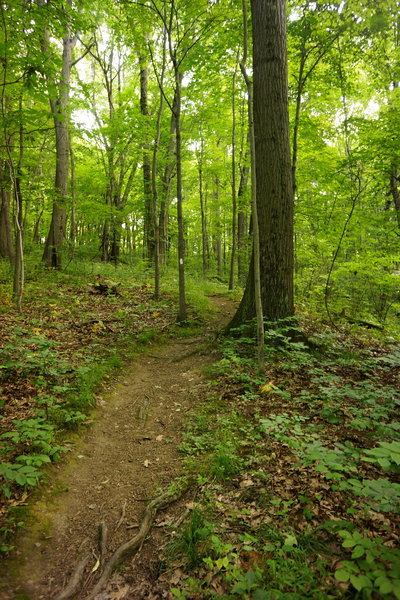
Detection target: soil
<box><xmin>0</xmin><ymin>295</ymin><xmax>237</xmax><ymax>600</ymax></box>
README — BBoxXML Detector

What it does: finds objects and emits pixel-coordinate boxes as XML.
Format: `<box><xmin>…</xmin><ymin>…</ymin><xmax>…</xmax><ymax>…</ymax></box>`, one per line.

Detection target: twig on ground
<box><xmin>114</xmin><ymin>500</ymin><xmax>127</xmax><ymax>533</ymax></box>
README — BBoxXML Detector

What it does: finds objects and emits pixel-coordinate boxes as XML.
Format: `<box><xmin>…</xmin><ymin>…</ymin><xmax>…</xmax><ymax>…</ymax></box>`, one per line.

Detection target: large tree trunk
<box><xmin>42</xmin><ymin>19</ymin><xmax>76</xmax><ymax>268</ymax></box>
<box><xmin>229</xmin><ymin>0</ymin><xmax>294</xmax><ymax>327</ymax></box>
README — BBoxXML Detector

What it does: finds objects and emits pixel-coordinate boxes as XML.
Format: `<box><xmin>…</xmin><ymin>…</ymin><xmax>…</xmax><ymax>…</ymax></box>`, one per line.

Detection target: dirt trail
<box><xmin>1</xmin><ymin>296</ymin><xmax>236</xmax><ymax>600</ymax></box>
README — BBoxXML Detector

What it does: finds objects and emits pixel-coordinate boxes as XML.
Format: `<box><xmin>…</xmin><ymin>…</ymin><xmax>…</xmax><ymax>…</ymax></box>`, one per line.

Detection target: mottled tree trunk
<box><xmin>42</xmin><ymin>21</ymin><xmax>76</xmax><ymax>268</ymax></box>
<box><xmin>389</xmin><ymin>165</ymin><xmax>400</xmax><ymax>230</ymax></box>
<box><xmin>139</xmin><ymin>54</ymin><xmax>154</xmax><ymax>261</ymax></box>
<box><xmin>159</xmin><ymin>87</ymin><xmax>179</xmax><ymax>264</ymax></box>
<box><xmin>0</xmin><ymin>161</ymin><xmax>14</xmax><ymax>263</ymax></box>
<box><xmin>237</xmin><ymin>164</ymin><xmax>249</xmax><ymax>283</ymax></box>
<box><xmin>230</xmin><ymin>0</ymin><xmax>294</xmax><ymax>327</ymax></box>
<box><xmin>174</xmin><ymin>64</ymin><xmax>187</xmax><ymax>322</ymax></box>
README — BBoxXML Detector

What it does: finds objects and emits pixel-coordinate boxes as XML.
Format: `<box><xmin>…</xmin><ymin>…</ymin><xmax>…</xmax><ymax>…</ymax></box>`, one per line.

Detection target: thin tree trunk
<box><xmin>139</xmin><ymin>52</ymin><xmax>154</xmax><ymax>261</ymax></box>
<box><xmin>12</xmin><ymin>95</ymin><xmax>25</xmax><ymax>311</ymax></box>
<box><xmin>213</xmin><ymin>178</ymin><xmax>222</xmax><ymax>277</ymax></box>
<box><xmin>228</xmin><ymin>59</ymin><xmax>239</xmax><ymax>290</ymax></box>
<box><xmin>69</xmin><ymin>137</ymin><xmax>76</xmax><ymax>244</ymax></box>
<box><xmin>159</xmin><ymin>87</ymin><xmax>179</xmax><ymax>264</ymax></box>
<box><xmin>174</xmin><ymin>64</ymin><xmax>187</xmax><ymax>322</ymax></box>
<box><xmin>151</xmin><ymin>30</ymin><xmax>167</xmax><ymax>299</ymax></box>
<box><xmin>237</xmin><ymin>164</ymin><xmax>249</xmax><ymax>283</ymax></box>
<box><xmin>197</xmin><ymin>137</ymin><xmax>208</xmax><ymax>275</ymax></box>
<box><xmin>0</xmin><ymin>160</ymin><xmax>14</xmax><ymax>263</ymax></box>
<box><xmin>240</xmin><ymin>0</ymin><xmax>264</xmax><ymax>368</ymax></box>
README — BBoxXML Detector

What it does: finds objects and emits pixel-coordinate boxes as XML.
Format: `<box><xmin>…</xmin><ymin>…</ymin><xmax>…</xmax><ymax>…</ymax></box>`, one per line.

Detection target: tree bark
<box><xmin>237</xmin><ymin>164</ymin><xmax>249</xmax><ymax>283</ymax></box>
<box><xmin>42</xmin><ymin>14</ymin><xmax>76</xmax><ymax>268</ymax></box>
<box><xmin>229</xmin><ymin>0</ymin><xmax>294</xmax><ymax>328</ymax></box>
<box><xmin>228</xmin><ymin>61</ymin><xmax>238</xmax><ymax>290</ymax></box>
<box><xmin>0</xmin><ymin>160</ymin><xmax>14</xmax><ymax>263</ymax></box>
<box><xmin>139</xmin><ymin>52</ymin><xmax>154</xmax><ymax>261</ymax></box>
<box><xmin>197</xmin><ymin>138</ymin><xmax>209</xmax><ymax>275</ymax></box>
<box><xmin>174</xmin><ymin>63</ymin><xmax>187</xmax><ymax>321</ymax></box>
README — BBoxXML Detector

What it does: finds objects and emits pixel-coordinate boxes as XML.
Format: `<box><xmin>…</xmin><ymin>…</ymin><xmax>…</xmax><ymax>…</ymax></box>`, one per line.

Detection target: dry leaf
<box><xmin>91</xmin><ymin>558</ymin><xmax>100</xmax><ymax>573</ymax></box>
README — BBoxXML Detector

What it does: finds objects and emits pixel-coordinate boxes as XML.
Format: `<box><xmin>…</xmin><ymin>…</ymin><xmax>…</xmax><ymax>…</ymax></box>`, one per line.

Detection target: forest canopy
<box><xmin>0</xmin><ymin>0</ymin><xmax>399</xmax><ymax>325</ymax></box>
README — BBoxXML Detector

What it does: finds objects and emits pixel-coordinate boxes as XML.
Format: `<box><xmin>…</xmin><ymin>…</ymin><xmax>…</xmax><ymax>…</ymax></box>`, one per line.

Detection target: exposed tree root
<box><xmin>53</xmin><ymin>553</ymin><xmax>91</xmax><ymax>600</ymax></box>
<box><xmin>99</xmin><ymin>521</ymin><xmax>108</xmax><ymax>566</ymax></box>
<box><xmin>82</xmin><ymin>484</ymin><xmax>188</xmax><ymax>600</ymax></box>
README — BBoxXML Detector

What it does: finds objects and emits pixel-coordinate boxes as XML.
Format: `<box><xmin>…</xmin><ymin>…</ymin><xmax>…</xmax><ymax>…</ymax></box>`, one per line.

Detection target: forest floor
<box><xmin>0</xmin><ymin>287</ymin><xmax>237</xmax><ymax>600</ymax></box>
<box><xmin>1</xmin><ymin>270</ymin><xmax>399</xmax><ymax>600</ymax></box>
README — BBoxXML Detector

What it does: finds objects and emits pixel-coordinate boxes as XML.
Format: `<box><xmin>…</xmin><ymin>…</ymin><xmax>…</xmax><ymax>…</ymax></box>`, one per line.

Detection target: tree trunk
<box><xmin>42</xmin><ymin>20</ymin><xmax>76</xmax><ymax>268</ymax></box>
<box><xmin>389</xmin><ymin>165</ymin><xmax>400</xmax><ymax>230</ymax></box>
<box><xmin>237</xmin><ymin>164</ymin><xmax>249</xmax><ymax>283</ymax></box>
<box><xmin>230</xmin><ymin>0</ymin><xmax>294</xmax><ymax>327</ymax></box>
<box><xmin>0</xmin><ymin>160</ymin><xmax>14</xmax><ymax>263</ymax></box>
<box><xmin>228</xmin><ymin>62</ymin><xmax>238</xmax><ymax>290</ymax></box>
<box><xmin>198</xmin><ymin>146</ymin><xmax>209</xmax><ymax>276</ymax></box>
<box><xmin>139</xmin><ymin>53</ymin><xmax>154</xmax><ymax>261</ymax></box>
<box><xmin>174</xmin><ymin>64</ymin><xmax>187</xmax><ymax>322</ymax></box>
<box><xmin>69</xmin><ymin>137</ymin><xmax>76</xmax><ymax>244</ymax></box>
<box><xmin>159</xmin><ymin>87</ymin><xmax>179</xmax><ymax>264</ymax></box>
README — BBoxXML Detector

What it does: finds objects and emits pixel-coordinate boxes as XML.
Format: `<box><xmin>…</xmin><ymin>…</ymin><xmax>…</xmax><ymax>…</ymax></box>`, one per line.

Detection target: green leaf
<box><xmin>15</xmin><ymin>473</ymin><xmax>27</xmax><ymax>486</ymax></box>
<box><xmin>378</xmin><ymin>579</ymin><xmax>393</xmax><ymax>595</ymax></box>
<box><xmin>283</xmin><ymin>534</ymin><xmax>297</xmax><ymax>548</ymax></box>
<box><xmin>351</xmin><ymin>545</ymin><xmax>365</xmax><ymax>559</ymax></box>
<box><xmin>335</xmin><ymin>568</ymin><xmax>350</xmax><ymax>582</ymax></box>
<box><xmin>393</xmin><ymin>580</ymin><xmax>400</xmax><ymax>600</ymax></box>
<box><xmin>342</xmin><ymin>538</ymin><xmax>356</xmax><ymax>548</ymax></box>
<box><xmin>350</xmin><ymin>574</ymin><xmax>372</xmax><ymax>591</ymax></box>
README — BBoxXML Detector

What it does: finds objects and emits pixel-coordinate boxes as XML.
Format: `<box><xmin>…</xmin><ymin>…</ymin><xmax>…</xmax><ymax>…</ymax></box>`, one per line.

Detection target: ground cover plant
<box><xmin>0</xmin><ymin>260</ymin><xmax>223</xmax><ymax>553</ymax></box>
<box><xmin>159</xmin><ymin>321</ymin><xmax>400</xmax><ymax>599</ymax></box>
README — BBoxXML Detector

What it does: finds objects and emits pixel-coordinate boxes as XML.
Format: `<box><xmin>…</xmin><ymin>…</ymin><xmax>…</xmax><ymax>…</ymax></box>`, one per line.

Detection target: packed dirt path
<box><xmin>1</xmin><ymin>295</ymin><xmax>236</xmax><ymax>600</ymax></box>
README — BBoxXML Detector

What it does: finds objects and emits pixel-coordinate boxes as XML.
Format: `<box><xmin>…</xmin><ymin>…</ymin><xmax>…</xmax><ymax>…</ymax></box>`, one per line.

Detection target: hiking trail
<box><xmin>2</xmin><ymin>295</ymin><xmax>236</xmax><ymax>600</ymax></box>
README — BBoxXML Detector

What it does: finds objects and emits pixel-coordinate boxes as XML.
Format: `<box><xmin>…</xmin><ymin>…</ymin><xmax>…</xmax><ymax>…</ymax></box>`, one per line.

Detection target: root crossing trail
<box><xmin>1</xmin><ymin>296</ymin><xmax>236</xmax><ymax>600</ymax></box>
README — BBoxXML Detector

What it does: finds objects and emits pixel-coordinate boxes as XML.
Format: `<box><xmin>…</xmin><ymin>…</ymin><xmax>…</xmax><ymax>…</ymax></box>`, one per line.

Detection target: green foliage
<box><xmin>0</xmin><ymin>463</ymin><xmax>42</xmax><ymax>498</ymax></box>
<box><xmin>343</xmin><ymin>478</ymin><xmax>400</xmax><ymax>513</ymax></box>
<box><xmin>170</xmin><ymin>508</ymin><xmax>213</xmax><ymax>568</ymax></box>
<box><xmin>363</xmin><ymin>441</ymin><xmax>400</xmax><ymax>472</ymax></box>
<box><xmin>336</xmin><ymin>530</ymin><xmax>400</xmax><ymax>598</ymax></box>
<box><xmin>210</xmin><ymin>443</ymin><xmax>242</xmax><ymax>482</ymax></box>
<box><xmin>165</xmin><ymin>304</ymin><xmax>400</xmax><ymax>599</ymax></box>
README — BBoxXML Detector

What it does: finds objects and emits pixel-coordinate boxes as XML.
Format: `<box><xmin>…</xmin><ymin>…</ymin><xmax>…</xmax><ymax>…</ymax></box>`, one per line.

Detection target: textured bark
<box><xmin>230</xmin><ymin>0</ymin><xmax>294</xmax><ymax>327</ymax></box>
<box><xmin>159</xmin><ymin>87</ymin><xmax>179</xmax><ymax>264</ymax></box>
<box><xmin>213</xmin><ymin>178</ymin><xmax>222</xmax><ymax>277</ymax></box>
<box><xmin>389</xmin><ymin>165</ymin><xmax>400</xmax><ymax>230</ymax></box>
<box><xmin>228</xmin><ymin>64</ymin><xmax>238</xmax><ymax>290</ymax></box>
<box><xmin>198</xmin><ymin>146</ymin><xmax>209</xmax><ymax>275</ymax></box>
<box><xmin>0</xmin><ymin>161</ymin><xmax>14</xmax><ymax>263</ymax></box>
<box><xmin>174</xmin><ymin>65</ymin><xmax>187</xmax><ymax>322</ymax></box>
<box><xmin>237</xmin><ymin>164</ymin><xmax>249</xmax><ymax>283</ymax></box>
<box><xmin>139</xmin><ymin>54</ymin><xmax>154</xmax><ymax>261</ymax></box>
<box><xmin>42</xmin><ymin>14</ymin><xmax>76</xmax><ymax>268</ymax></box>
